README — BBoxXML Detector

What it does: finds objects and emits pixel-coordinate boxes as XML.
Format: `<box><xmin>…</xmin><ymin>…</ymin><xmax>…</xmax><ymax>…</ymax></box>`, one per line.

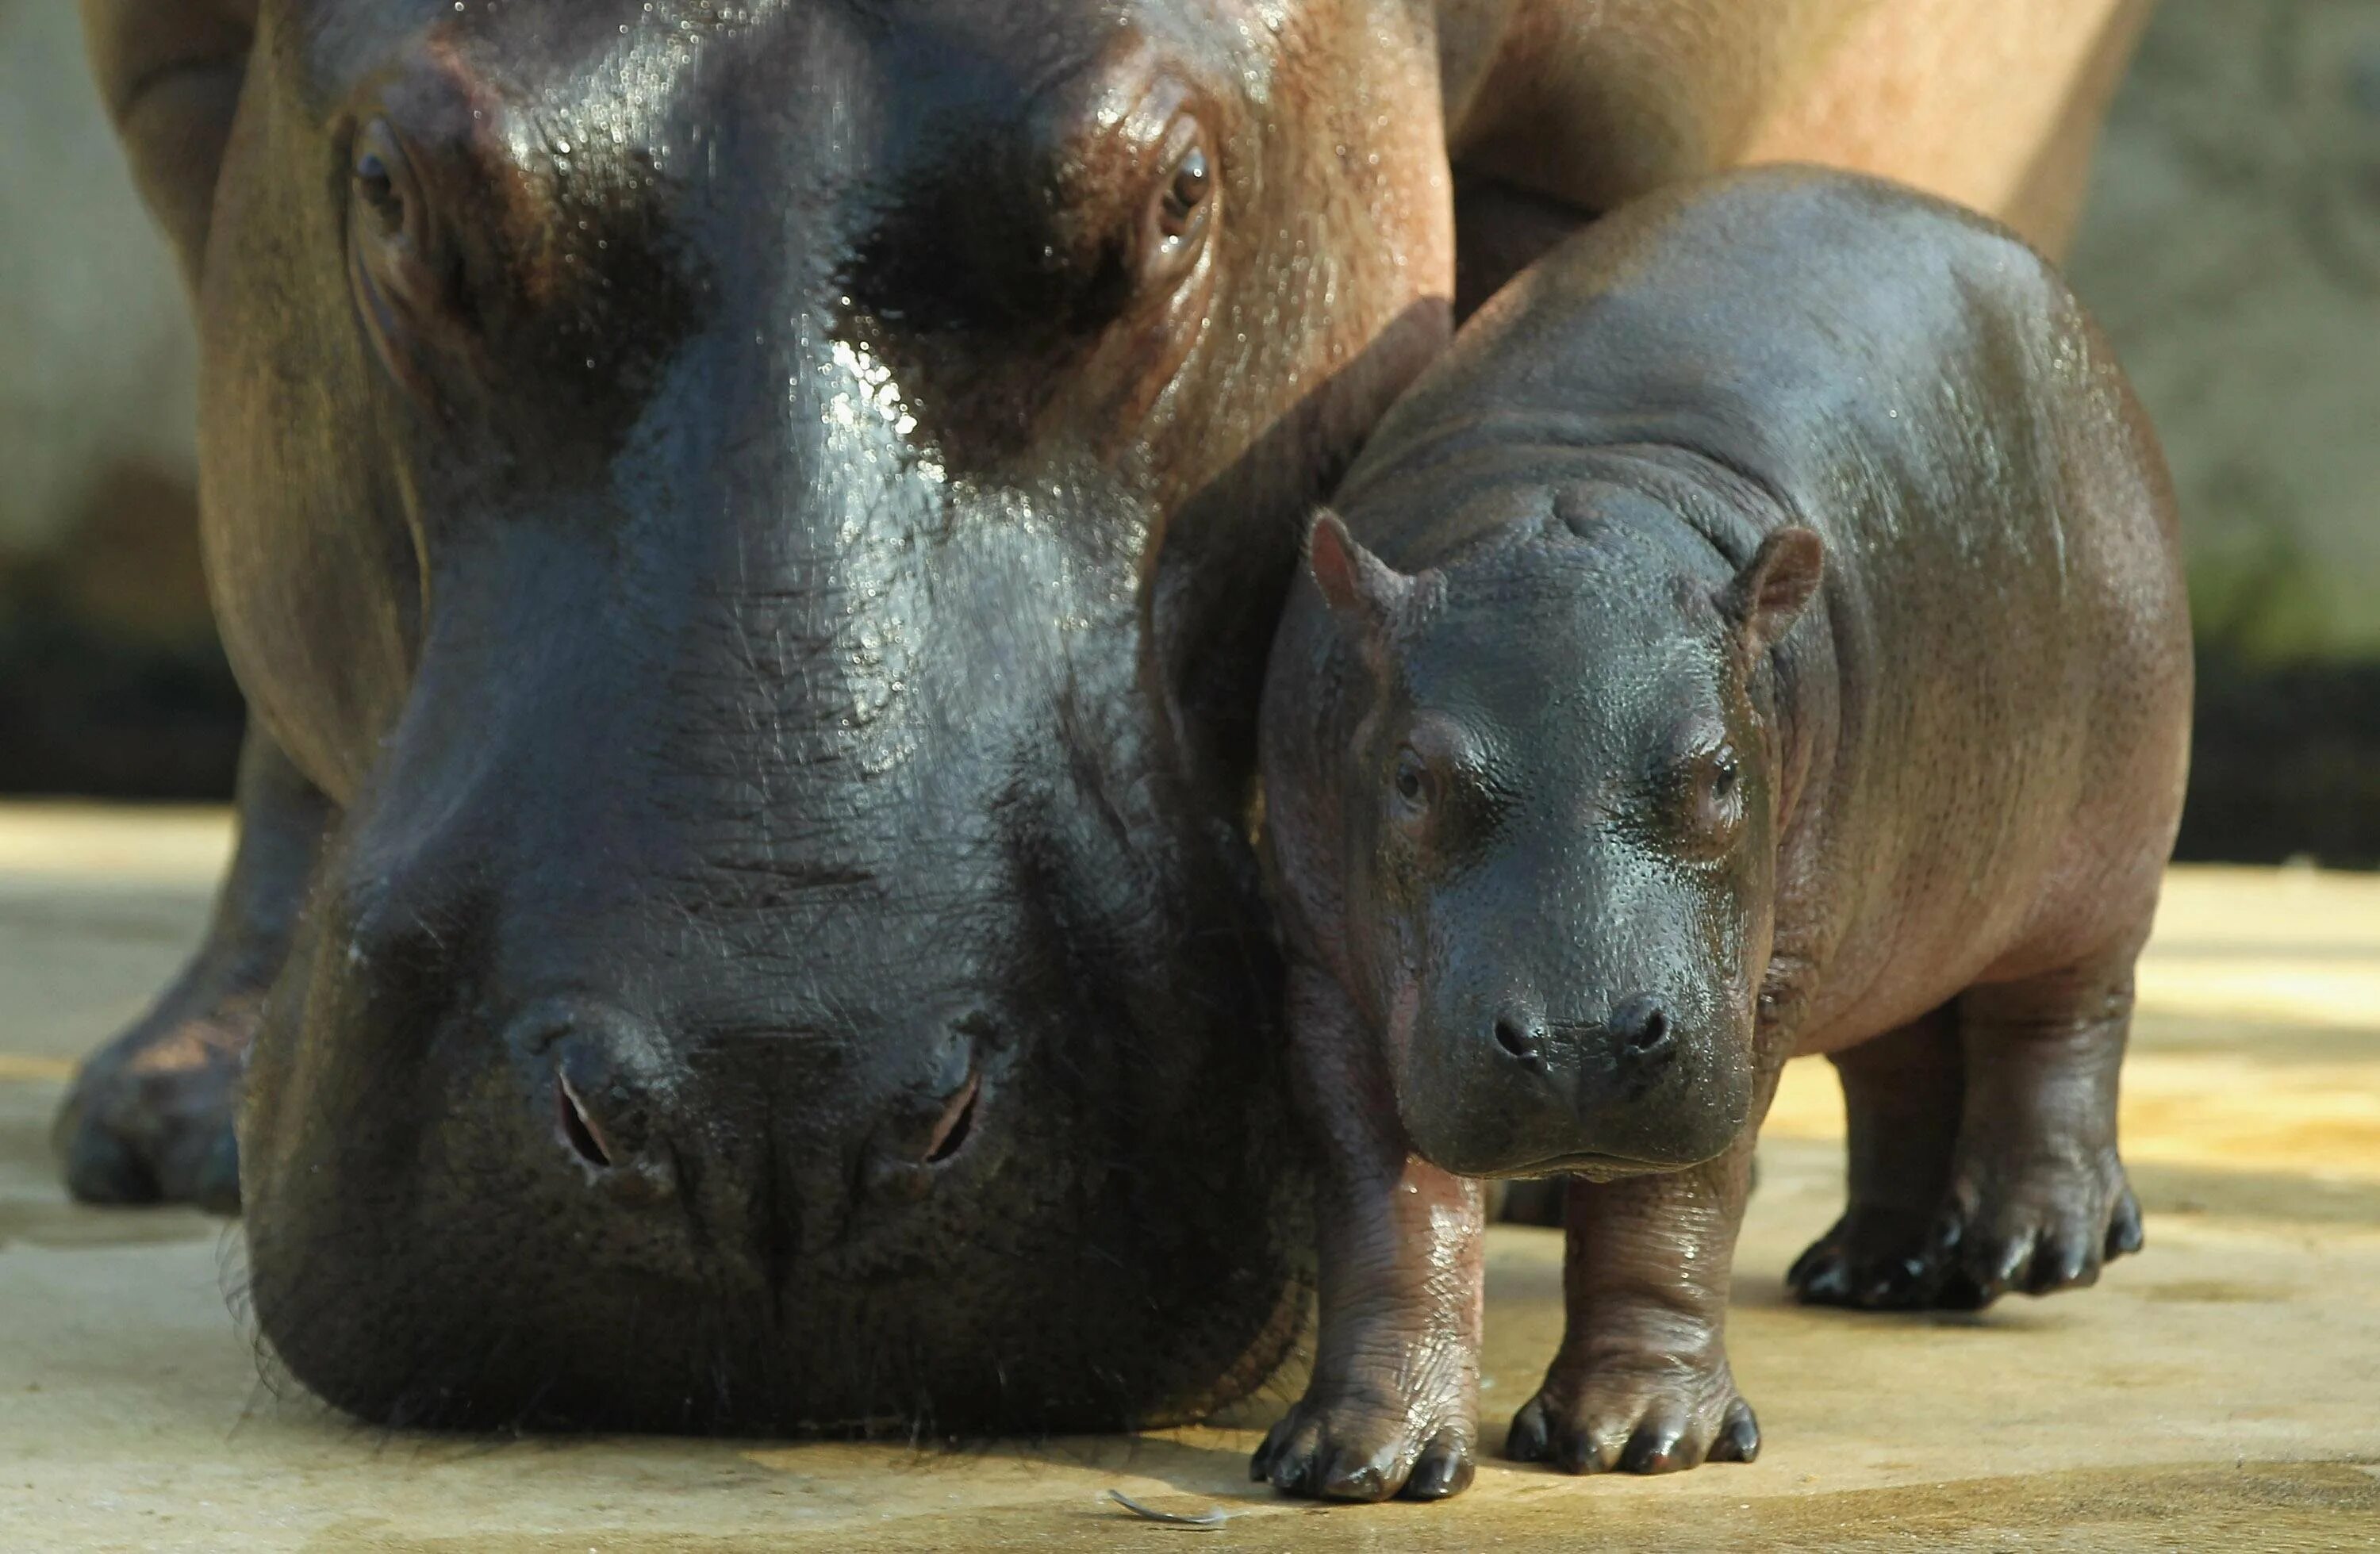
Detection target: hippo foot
<box><xmin>52</xmin><ymin>988</ymin><xmax>255</xmax><ymax>1214</ymax></box>
<box><xmin>1503</xmin><ymin>1354</ymin><xmax>1760</xmax><ymax>1475</ymax></box>
<box><xmin>1787</xmin><ymin>1206</ymin><xmax>1944</xmax><ymax>1309</ymax></box>
<box><xmin>1791</xmin><ymin>1162</ymin><xmax>2143</xmax><ymax>1311</ymax></box>
<box><xmin>1252</xmin><ymin>1384</ymin><xmax>1476</xmax><ymax>1502</ymax></box>
<box><xmin>1928</xmin><ymin>1153</ymin><xmax>2143</xmax><ymax>1309</ymax></box>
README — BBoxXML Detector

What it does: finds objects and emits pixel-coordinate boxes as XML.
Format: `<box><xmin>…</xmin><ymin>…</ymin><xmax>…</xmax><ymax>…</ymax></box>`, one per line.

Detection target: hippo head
<box><xmin>1297</xmin><ymin>496</ymin><xmax>1823</xmax><ymax>1180</ymax></box>
<box><xmin>185</xmin><ymin>0</ymin><xmax>1454</xmax><ymax>1432</ymax></box>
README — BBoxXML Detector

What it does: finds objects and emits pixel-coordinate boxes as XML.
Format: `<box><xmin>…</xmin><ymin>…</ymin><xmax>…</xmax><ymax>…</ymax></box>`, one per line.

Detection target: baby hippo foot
<box><xmin>1505</xmin><ymin>1349</ymin><xmax>1760</xmax><ymax>1475</ymax></box>
<box><xmin>1787</xmin><ymin>1206</ymin><xmax>1944</xmax><ymax>1309</ymax></box>
<box><xmin>52</xmin><ymin>988</ymin><xmax>258</xmax><ymax>1214</ymax></box>
<box><xmin>1932</xmin><ymin>1150</ymin><xmax>2144</xmax><ymax>1308</ymax></box>
<box><xmin>1253</xmin><ymin>1382</ymin><xmax>1476</xmax><ymax>1502</ymax></box>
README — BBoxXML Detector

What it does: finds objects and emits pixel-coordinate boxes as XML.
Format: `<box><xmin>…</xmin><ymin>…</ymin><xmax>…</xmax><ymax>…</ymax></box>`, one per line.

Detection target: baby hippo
<box><xmin>1253</xmin><ymin>165</ymin><xmax>2191</xmax><ymax>1501</ymax></box>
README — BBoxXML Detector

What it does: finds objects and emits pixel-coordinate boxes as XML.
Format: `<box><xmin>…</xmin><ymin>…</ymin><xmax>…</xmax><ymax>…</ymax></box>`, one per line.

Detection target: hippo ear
<box><xmin>1722</xmin><ymin>526</ymin><xmax>1825</xmax><ymax>657</ymax></box>
<box><xmin>1307</xmin><ymin>511</ymin><xmax>1411</xmax><ymax>633</ymax></box>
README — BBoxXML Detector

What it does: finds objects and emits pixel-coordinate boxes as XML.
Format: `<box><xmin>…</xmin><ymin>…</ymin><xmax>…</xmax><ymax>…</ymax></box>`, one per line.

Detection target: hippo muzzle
<box><xmin>1387</xmin><ymin>859</ymin><xmax>1760</xmax><ymax>1180</ymax></box>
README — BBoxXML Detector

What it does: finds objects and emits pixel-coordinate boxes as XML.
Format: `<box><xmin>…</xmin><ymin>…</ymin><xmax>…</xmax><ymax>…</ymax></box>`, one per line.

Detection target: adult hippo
<box><xmin>57</xmin><ymin>0</ymin><xmax>2156</xmax><ymax>1434</ymax></box>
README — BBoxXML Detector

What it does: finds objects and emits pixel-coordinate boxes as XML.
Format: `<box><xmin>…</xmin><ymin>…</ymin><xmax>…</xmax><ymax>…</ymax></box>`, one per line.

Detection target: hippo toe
<box><xmin>55</xmin><ymin>990</ymin><xmax>253</xmax><ymax>1214</ymax></box>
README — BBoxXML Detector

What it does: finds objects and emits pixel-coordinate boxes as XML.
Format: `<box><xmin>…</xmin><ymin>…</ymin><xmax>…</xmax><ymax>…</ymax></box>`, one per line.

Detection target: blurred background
<box><xmin>2</xmin><ymin>0</ymin><xmax>2375</xmax><ymax>861</ymax></box>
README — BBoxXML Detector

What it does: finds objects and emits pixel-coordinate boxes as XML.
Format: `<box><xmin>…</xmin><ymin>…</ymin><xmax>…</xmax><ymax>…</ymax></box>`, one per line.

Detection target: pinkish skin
<box><xmin>1254</xmin><ymin>166</ymin><xmax>2189</xmax><ymax>1502</ymax></box>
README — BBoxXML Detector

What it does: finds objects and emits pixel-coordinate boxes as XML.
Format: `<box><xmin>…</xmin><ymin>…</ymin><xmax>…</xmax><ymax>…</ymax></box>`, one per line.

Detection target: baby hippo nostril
<box><xmin>1493</xmin><ymin>1011</ymin><xmax>1545</xmax><ymax>1065</ymax></box>
<box><xmin>1609</xmin><ymin>994</ymin><xmax>1674</xmax><ymax>1056</ymax></box>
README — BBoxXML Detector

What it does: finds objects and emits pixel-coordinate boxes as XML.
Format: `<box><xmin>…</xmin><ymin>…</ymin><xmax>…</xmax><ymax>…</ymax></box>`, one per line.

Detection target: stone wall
<box><xmin>2067</xmin><ymin>0</ymin><xmax>2380</xmax><ymax>862</ymax></box>
<box><xmin>0</xmin><ymin>0</ymin><xmax>237</xmax><ymax>797</ymax></box>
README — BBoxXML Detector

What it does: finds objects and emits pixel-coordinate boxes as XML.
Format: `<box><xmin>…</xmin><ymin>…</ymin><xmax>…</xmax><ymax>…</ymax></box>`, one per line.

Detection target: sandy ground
<box><xmin>1</xmin><ymin>805</ymin><xmax>2376</xmax><ymax>1552</ymax></box>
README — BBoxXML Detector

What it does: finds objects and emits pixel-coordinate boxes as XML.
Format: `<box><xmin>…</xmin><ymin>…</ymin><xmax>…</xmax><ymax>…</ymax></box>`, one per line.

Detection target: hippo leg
<box><xmin>1254</xmin><ymin>964</ymin><xmax>1485</xmax><ymax>1502</ymax></box>
<box><xmin>52</xmin><ymin>726</ymin><xmax>331</xmax><ymax>1212</ymax></box>
<box><xmin>1932</xmin><ymin>942</ymin><xmax>2147</xmax><ymax>1307</ymax></box>
<box><xmin>1506</xmin><ymin>1119</ymin><xmax>1764</xmax><ymax>1475</ymax></box>
<box><xmin>1787</xmin><ymin>1006</ymin><xmax>1964</xmax><ymax>1308</ymax></box>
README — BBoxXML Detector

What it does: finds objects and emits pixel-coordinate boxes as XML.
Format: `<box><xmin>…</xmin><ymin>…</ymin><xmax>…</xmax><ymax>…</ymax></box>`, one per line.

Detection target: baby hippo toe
<box><xmin>1504</xmin><ymin>1360</ymin><xmax>1758</xmax><ymax>1475</ymax></box>
<box><xmin>1787</xmin><ymin>1207</ymin><xmax>1942</xmax><ymax>1309</ymax></box>
<box><xmin>1253</xmin><ymin>1389</ymin><xmax>1476</xmax><ymax>1502</ymax></box>
<box><xmin>1933</xmin><ymin>1156</ymin><xmax>2141</xmax><ymax>1308</ymax></box>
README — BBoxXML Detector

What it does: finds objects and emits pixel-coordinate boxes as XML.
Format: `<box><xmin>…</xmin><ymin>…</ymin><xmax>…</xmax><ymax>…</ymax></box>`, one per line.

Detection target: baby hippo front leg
<box><xmin>1507</xmin><ymin>1124</ymin><xmax>1764</xmax><ymax>1475</ymax></box>
<box><xmin>1253</xmin><ymin>963</ymin><xmax>1487</xmax><ymax>1502</ymax></box>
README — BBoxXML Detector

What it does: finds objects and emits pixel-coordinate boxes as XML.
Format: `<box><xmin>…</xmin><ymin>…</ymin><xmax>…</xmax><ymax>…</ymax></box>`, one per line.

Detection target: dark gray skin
<box><xmin>47</xmin><ymin>0</ymin><xmax>2157</xmax><ymax>1437</ymax></box>
<box><xmin>56</xmin><ymin>0</ymin><xmax>1482</xmax><ymax>1434</ymax></box>
<box><xmin>47</xmin><ymin>0</ymin><xmax>1603</xmax><ymax>1222</ymax></box>
<box><xmin>52</xmin><ymin>0</ymin><xmax>2155</xmax><ymax>1217</ymax></box>
<box><xmin>1256</xmin><ymin>165</ymin><xmax>2191</xmax><ymax>1500</ymax></box>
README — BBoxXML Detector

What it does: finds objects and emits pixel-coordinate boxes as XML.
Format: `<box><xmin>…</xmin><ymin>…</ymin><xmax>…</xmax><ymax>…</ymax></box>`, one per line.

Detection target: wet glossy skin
<box><xmin>1285</xmin><ymin>501</ymin><xmax>1780</xmax><ymax>1181</ymax></box>
<box><xmin>58</xmin><ymin>0</ymin><xmax>2159</xmax><ymax>1435</ymax></box>
<box><xmin>1257</xmin><ymin>167</ymin><xmax>2190</xmax><ymax>1498</ymax></box>
<box><xmin>64</xmin><ymin>0</ymin><xmax>1457</xmax><ymax>1433</ymax></box>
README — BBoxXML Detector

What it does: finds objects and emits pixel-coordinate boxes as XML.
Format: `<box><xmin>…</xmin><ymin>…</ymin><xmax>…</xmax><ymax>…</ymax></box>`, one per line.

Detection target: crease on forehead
<box><xmin>1390</xmin><ymin>501</ymin><xmax>1733</xmax><ymax>731</ymax></box>
<box><xmin>1420</xmin><ymin>482</ymin><xmax>1710</xmax><ymax>619</ymax></box>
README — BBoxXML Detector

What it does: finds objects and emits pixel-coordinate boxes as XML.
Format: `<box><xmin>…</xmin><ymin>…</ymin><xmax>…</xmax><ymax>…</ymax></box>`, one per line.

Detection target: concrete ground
<box><xmin>1</xmin><ymin>808</ymin><xmax>2375</xmax><ymax>1552</ymax></box>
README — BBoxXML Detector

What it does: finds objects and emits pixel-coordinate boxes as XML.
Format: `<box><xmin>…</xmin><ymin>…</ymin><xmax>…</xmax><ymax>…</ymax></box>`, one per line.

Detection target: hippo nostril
<box><xmin>555</xmin><ymin>1072</ymin><xmax>614</xmax><ymax>1170</ymax></box>
<box><xmin>924</xmin><ymin>1069</ymin><xmax>981</xmax><ymax>1165</ymax></box>
<box><xmin>1494</xmin><ymin>1015</ymin><xmax>1543</xmax><ymax>1063</ymax></box>
<box><xmin>1610</xmin><ymin>995</ymin><xmax>1673</xmax><ymax>1055</ymax></box>
<box><xmin>505</xmin><ymin>1003</ymin><xmax>676</xmax><ymax>1201</ymax></box>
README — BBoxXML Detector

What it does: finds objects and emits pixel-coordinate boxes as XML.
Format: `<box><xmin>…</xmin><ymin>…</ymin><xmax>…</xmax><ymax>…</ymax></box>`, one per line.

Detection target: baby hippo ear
<box><xmin>1722</xmin><ymin>526</ymin><xmax>1825</xmax><ymax>657</ymax></box>
<box><xmin>1307</xmin><ymin>510</ymin><xmax>1411</xmax><ymax>632</ymax></box>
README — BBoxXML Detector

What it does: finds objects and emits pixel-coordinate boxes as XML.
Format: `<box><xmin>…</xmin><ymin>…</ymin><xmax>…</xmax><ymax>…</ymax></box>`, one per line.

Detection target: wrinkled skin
<box><xmin>59</xmin><ymin>0</ymin><xmax>2158</xmax><ymax>1433</ymax></box>
<box><xmin>1256</xmin><ymin>167</ymin><xmax>2191</xmax><ymax>1498</ymax></box>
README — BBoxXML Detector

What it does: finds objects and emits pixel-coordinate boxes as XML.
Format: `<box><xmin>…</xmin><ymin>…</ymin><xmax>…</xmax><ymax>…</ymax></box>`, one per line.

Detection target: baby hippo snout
<box><xmin>1602</xmin><ymin>993</ymin><xmax>1676</xmax><ymax>1058</ymax></box>
<box><xmin>1409</xmin><ymin>984</ymin><xmax>1741</xmax><ymax>1180</ymax></box>
<box><xmin>1493</xmin><ymin>992</ymin><xmax>1676</xmax><ymax>1068</ymax></box>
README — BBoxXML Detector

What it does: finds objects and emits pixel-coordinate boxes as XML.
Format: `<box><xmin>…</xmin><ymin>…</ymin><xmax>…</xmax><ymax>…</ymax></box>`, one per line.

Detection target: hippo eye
<box><xmin>348</xmin><ymin>117</ymin><xmax>461</xmax><ymax>389</ymax></box>
<box><xmin>1392</xmin><ymin>748</ymin><xmax>1431</xmax><ymax>813</ymax></box>
<box><xmin>355</xmin><ymin>149</ymin><xmax>405</xmax><ymax>234</ymax></box>
<box><xmin>351</xmin><ymin>121</ymin><xmax>417</xmax><ymax>241</ymax></box>
<box><xmin>1142</xmin><ymin>117</ymin><xmax>1215</xmax><ymax>279</ymax></box>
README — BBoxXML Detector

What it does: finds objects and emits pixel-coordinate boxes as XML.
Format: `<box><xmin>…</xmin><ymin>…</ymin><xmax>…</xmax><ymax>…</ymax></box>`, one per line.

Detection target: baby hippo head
<box><xmin>1300</xmin><ymin>493</ymin><xmax>1821</xmax><ymax>1179</ymax></box>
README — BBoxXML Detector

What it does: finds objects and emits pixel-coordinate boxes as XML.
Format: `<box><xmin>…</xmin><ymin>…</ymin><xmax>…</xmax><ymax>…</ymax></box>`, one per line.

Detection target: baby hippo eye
<box><xmin>1160</xmin><ymin>144</ymin><xmax>1210</xmax><ymax>237</ymax></box>
<box><xmin>1683</xmin><ymin>748</ymin><xmax>1747</xmax><ymax>853</ymax></box>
